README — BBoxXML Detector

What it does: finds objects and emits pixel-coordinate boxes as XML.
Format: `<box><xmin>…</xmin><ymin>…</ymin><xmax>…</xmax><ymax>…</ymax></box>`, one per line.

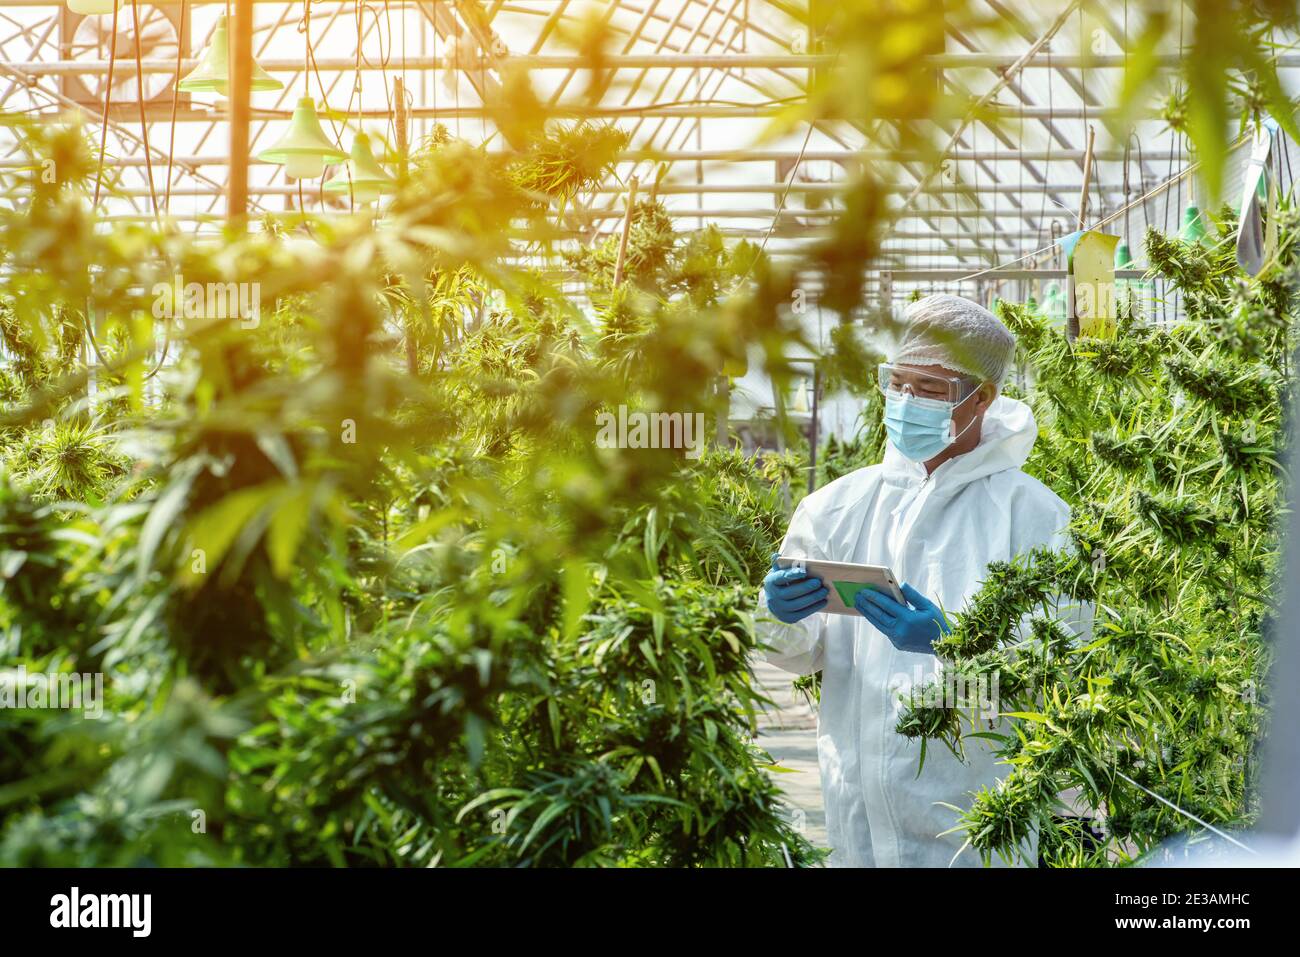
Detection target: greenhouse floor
<box><xmin>752</xmin><ymin>657</ymin><xmax>828</xmax><ymax>853</ymax></box>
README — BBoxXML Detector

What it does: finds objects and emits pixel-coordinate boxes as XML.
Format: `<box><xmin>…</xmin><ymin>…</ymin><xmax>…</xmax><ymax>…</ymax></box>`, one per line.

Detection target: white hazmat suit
<box><xmin>759</xmin><ymin>395</ymin><xmax>1085</xmax><ymax>867</ymax></box>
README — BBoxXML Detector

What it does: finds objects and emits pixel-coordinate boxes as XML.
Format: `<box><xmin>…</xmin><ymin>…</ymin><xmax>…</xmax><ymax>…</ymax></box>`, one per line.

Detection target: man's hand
<box><xmin>854</xmin><ymin>583</ymin><xmax>951</xmax><ymax>653</ymax></box>
<box><xmin>763</xmin><ymin>555</ymin><xmax>829</xmax><ymax>624</ymax></box>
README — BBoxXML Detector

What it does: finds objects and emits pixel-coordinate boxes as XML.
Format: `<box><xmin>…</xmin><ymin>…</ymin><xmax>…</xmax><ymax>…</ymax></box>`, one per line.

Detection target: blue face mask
<box><xmin>884</xmin><ymin>391</ymin><xmax>979</xmax><ymax>462</ymax></box>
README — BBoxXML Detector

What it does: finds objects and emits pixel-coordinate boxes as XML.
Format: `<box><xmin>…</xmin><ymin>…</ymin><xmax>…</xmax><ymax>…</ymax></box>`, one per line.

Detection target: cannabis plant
<box><xmin>895</xmin><ymin>204</ymin><xmax>1296</xmax><ymax>866</ymax></box>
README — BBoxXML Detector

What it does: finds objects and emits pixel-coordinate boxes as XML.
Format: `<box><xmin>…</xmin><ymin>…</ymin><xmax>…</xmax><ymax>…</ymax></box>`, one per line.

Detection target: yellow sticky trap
<box><xmin>1060</xmin><ymin>229</ymin><xmax>1121</xmax><ymax>339</ymax></box>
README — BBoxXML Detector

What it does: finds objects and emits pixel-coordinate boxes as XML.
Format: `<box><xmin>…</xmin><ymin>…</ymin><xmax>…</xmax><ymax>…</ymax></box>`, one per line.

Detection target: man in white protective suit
<box><xmin>759</xmin><ymin>293</ymin><xmax>1090</xmax><ymax>868</ymax></box>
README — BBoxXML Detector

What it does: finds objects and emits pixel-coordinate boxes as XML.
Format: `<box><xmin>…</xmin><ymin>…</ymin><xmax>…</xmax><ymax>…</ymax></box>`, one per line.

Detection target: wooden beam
<box><xmin>613</xmin><ymin>176</ymin><xmax>639</xmax><ymax>286</ymax></box>
<box><xmin>226</xmin><ymin>0</ymin><xmax>253</xmax><ymax>228</ymax></box>
<box><xmin>394</xmin><ymin>76</ymin><xmax>409</xmax><ymax>180</ymax></box>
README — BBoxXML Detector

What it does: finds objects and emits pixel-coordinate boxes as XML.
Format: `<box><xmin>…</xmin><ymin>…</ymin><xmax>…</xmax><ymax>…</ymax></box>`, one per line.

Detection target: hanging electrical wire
<box><xmin>158</xmin><ymin>0</ymin><xmax>190</xmax><ymax>219</ymax></box>
<box><xmin>1036</xmin><ymin>35</ymin><xmax>1053</xmax><ymax>253</ymax></box>
<box><xmin>92</xmin><ymin>3</ymin><xmax>123</xmax><ymax>210</ymax></box>
<box><xmin>130</xmin><ymin>0</ymin><xmax>160</xmax><ymax>221</ymax></box>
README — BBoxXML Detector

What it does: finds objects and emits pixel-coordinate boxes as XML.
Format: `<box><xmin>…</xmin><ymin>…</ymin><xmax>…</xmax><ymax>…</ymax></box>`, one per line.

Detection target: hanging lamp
<box><xmin>1114</xmin><ymin>237</ymin><xmax>1154</xmax><ymax>318</ymax></box>
<box><xmin>258</xmin><ymin>97</ymin><xmax>347</xmax><ymax>180</ymax></box>
<box><xmin>321</xmin><ymin>8</ymin><xmax>394</xmax><ymax>207</ymax></box>
<box><xmin>178</xmin><ymin>14</ymin><xmax>283</xmax><ymax>95</ymax></box>
<box><xmin>1178</xmin><ymin>204</ymin><xmax>1208</xmax><ymax>245</ymax></box>
<box><xmin>66</xmin><ymin>0</ymin><xmax>119</xmax><ymax>14</ymax></box>
<box><xmin>323</xmin><ymin>133</ymin><xmax>396</xmax><ymax>205</ymax></box>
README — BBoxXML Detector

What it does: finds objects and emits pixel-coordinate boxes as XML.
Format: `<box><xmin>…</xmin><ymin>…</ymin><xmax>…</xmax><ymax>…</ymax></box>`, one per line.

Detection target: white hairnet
<box><xmin>891</xmin><ymin>293</ymin><xmax>1016</xmax><ymax>387</ymax></box>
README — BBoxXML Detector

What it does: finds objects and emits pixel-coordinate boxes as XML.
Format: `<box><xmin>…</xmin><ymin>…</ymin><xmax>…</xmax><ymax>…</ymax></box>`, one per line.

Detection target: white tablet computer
<box><xmin>775</xmin><ymin>556</ymin><xmax>904</xmax><ymax>617</ymax></box>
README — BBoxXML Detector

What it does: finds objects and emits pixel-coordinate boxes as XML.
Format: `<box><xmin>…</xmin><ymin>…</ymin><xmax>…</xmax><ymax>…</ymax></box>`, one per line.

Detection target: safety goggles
<box><xmin>876</xmin><ymin>363</ymin><xmax>979</xmax><ymax>404</ymax></box>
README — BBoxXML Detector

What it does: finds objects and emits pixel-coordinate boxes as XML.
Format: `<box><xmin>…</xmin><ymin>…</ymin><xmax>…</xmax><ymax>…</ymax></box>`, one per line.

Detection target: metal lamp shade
<box><xmin>1043</xmin><ymin>281</ymin><xmax>1067</xmax><ymax>323</ymax></box>
<box><xmin>258</xmin><ymin>98</ymin><xmax>347</xmax><ymax>179</ymax></box>
<box><xmin>178</xmin><ymin>15</ymin><xmax>283</xmax><ymax>95</ymax></box>
<box><xmin>323</xmin><ymin>133</ymin><xmax>395</xmax><ymax>205</ymax></box>
<box><xmin>1178</xmin><ymin>204</ymin><xmax>1208</xmax><ymax>245</ymax></box>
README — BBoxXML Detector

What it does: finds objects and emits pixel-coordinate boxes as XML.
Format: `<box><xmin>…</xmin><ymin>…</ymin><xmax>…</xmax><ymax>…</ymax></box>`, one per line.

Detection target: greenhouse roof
<box><xmin>1</xmin><ymin>0</ymin><xmax>1298</xmax><ymax>302</ymax></box>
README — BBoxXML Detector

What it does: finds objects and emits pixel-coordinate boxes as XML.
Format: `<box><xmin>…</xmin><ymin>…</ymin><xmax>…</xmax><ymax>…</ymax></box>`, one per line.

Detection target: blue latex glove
<box><xmin>763</xmin><ymin>554</ymin><xmax>829</xmax><ymax>624</ymax></box>
<box><xmin>854</xmin><ymin>582</ymin><xmax>951</xmax><ymax>654</ymax></box>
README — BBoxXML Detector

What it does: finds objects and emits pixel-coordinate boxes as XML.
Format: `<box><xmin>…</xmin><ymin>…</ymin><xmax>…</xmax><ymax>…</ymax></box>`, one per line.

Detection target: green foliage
<box><xmin>509</xmin><ymin>122</ymin><xmax>630</xmax><ymax>209</ymax></box>
<box><xmin>895</xmin><ymin>204</ymin><xmax>1296</xmax><ymax>866</ymax></box>
<box><xmin>0</xmin><ymin>110</ymin><xmax>823</xmax><ymax>867</ymax></box>
<box><xmin>1118</xmin><ymin>0</ymin><xmax>1298</xmax><ymax>204</ymax></box>
<box><xmin>3</xmin><ymin>418</ymin><xmax>125</xmax><ymax>503</ymax></box>
<box><xmin>564</xmin><ymin>202</ymin><xmax>753</xmax><ymax>311</ymax></box>
<box><xmin>1</xmin><ymin>4</ymin><xmax>1287</xmax><ymax>869</ymax></box>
